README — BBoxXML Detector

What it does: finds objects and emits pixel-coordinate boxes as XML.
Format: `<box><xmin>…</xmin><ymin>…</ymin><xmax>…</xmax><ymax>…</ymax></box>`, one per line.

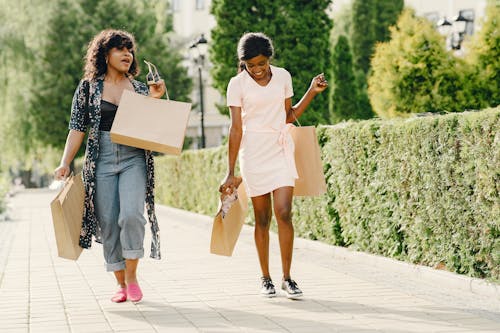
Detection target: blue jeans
<box><xmin>95</xmin><ymin>131</ymin><xmax>147</xmax><ymax>272</ymax></box>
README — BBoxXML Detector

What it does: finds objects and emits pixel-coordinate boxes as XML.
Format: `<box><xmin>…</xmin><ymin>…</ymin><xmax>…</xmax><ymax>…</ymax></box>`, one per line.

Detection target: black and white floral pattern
<box><xmin>69</xmin><ymin>75</ymin><xmax>161</xmax><ymax>260</ymax></box>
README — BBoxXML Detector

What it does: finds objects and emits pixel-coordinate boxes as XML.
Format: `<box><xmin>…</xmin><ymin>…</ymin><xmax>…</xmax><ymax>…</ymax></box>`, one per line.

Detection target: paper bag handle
<box><xmin>291</xmin><ymin>108</ymin><xmax>302</xmax><ymax>127</ymax></box>
<box><xmin>59</xmin><ymin>172</ymin><xmax>74</xmax><ymax>204</ymax></box>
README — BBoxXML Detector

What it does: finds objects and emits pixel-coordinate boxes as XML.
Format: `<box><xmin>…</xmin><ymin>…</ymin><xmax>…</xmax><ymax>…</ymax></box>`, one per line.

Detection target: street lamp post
<box><xmin>451</xmin><ymin>13</ymin><xmax>469</xmax><ymax>50</ymax></box>
<box><xmin>437</xmin><ymin>11</ymin><xmax>473</xmax><ymax>51</ymax></box>
<box><xmin>190</xmin><ymin>34</ymin><xmax>208</xmax><ymax>149</ymax></box>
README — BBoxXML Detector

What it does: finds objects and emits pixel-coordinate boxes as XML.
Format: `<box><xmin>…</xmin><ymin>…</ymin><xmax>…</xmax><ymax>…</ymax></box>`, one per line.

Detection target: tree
<box><xmin>0</xmin><ymin>1</ymin><xmax>46</xmax><ymax>170</ymax></box>
<box><xmin>29</xmin><ymin>0</ymin><xmax>191</xmax><ymax>150</ymax></box>
<box><xmin>349</xmin><ymin>0</ymin><xmax>403</xmax><ymax>120</ymax></box>
<box><xmin>373</xmin><ymin>0</ymin><xmax>404</xmax><ymax>46</ymax></box>
<box><xmin>368</xmin><ymin>9</ymin><xmax>468</xmax><ymax>118</ymax></box>
<box><xmin>351</xmin><ymin>0</ymin><xmax>404</xmax><ymax>74</ymax></box>
<box><xmin>351</xmin><ymin>0</ymin><xmax>376</xmax><ymax>75</ymax></box>
<box><xmin>210</xmin><ymin>0</ymin><xmax>333</xmax><ymax>125</ymax></box>
<box><xmin>29</xmin><ymin>0</ymin><xmax>87</xmax><ymax>151</ymax></box>
<box><xmin>330</xmin><ymin>35</ymin><xmax>359</xmax><ymax>123</ymax></box>
<box><xmin>465</xmin><ymin>1</ymin><xmax>500</xmax><ymax>108</ymax></box>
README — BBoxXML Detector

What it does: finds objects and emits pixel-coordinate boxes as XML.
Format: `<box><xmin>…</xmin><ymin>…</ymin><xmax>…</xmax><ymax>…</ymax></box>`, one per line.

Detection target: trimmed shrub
<box><xmin>155</xmin><ymin>146</ymin><xmax>228</xmax><ymax>217</ymax></box>
<box><xmin>155</xmin><ymin>107</ymin><xmax>500</xmax><ymax>280</ymax></box>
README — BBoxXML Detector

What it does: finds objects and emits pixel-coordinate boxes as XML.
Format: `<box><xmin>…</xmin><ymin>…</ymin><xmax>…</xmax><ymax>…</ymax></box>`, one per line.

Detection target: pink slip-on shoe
<box><xmin>127</xmin><ymin>282</ymin><xmax>143</xmax><ymax>303</ymax></box>
<box><xmin>111</xmin><ymin>287</ymin><xmax>127</xmax><ymax>303</ymax></box>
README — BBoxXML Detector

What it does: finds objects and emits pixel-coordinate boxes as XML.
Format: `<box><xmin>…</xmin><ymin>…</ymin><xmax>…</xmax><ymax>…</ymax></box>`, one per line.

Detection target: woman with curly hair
<box><xmin>54</xmin><ymin>29</ymin><xmax>166</xmax><ymax>303</ymax></box>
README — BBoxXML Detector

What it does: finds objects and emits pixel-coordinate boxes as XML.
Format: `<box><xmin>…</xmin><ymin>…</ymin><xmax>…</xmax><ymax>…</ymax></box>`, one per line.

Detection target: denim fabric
<box><xmin>95</xmin><ymin>131</ymin><xmax>147</xmax><ymax>272</ymax></box>
<box><xmin>69</xmin><ymin>78</ymin><xmax>160</xmax><ymax>259</ymax></box>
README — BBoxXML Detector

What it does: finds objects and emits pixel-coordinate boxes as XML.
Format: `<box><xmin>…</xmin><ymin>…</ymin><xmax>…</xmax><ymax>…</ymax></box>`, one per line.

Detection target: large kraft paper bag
<box><xmin>110</xmin><ymin>90</ymin><xmax>191</xmax><ymax>155</ymax></box>
<box><xmin>50</xmin><ymin>173</ymin><xmax>84</xmax><ymax>260</ymax></box>
<box><xmin>210</xmin><ymin>182</ymin><xmax>248</xmax><ymax>256</ymax></box>
<box><xmin>290</xmin><ymin>126</ymin><xmax>327</xmax><ymax>196</ymax></box>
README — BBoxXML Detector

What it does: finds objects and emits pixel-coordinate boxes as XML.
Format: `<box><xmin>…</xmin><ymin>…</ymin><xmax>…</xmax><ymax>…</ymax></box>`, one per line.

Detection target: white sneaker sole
<box><xmin>261</xmin><ymin>292</ymin><xmax>277</xmax><ymax>298</ymax></box>
<box><xmin>284</xmin><ymin>292</ymin><xmax>303</xmax><ymax>299</ymax></box>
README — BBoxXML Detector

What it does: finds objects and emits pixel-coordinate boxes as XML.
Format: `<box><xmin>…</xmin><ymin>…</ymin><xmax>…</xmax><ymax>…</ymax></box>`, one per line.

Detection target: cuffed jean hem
<box><xmin>122</xmin><ymin>248</ymin><xmax>144</xmax><ymax>259</ymax></box>
<box><xmin>106</xmin><ymin>260</ymin><xmax>126</xmax><ymax>272</ymax></box>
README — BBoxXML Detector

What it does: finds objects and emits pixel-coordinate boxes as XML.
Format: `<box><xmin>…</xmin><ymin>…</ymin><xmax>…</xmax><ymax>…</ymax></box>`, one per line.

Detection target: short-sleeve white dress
<box><xmin>226</xmin><ymin>65</ymin><xmax>298</xmax><ymax>197</ymax></box>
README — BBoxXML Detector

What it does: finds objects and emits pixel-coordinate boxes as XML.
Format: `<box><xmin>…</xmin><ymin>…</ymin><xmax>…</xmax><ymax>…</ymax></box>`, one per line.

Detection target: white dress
<box><xmin>226</xmin><ymin>65</ymin><xmax>298</xmax><ymax>197</ymax></box>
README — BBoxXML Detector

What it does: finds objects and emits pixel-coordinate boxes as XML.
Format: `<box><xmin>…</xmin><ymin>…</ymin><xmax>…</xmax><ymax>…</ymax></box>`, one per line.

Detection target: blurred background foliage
<box><xmin>210</xmin><ymin>0</ymin><xmax>333</xmax><ymax>125</ymax></box>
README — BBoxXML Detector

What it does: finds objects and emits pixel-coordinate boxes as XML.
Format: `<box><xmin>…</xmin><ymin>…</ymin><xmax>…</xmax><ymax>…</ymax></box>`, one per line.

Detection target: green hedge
<box><xmin>155</xmin><ymin>107</ymin><xmax>499</xmax><ymax>281</ymax></box>
<box><xmin>155</xmin><ymin>146</ymin><xmax>230</xmax><ymax>217</ymax></box>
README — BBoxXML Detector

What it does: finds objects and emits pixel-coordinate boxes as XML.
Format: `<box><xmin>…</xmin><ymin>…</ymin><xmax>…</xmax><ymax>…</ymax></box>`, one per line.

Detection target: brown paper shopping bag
<box><xmin>110</xmin><ymin>90</ymin><xmax>191</xmax><ymax>155</ymax></box>
<box><xmin>50</xmin><ymin>173</ymin><xmax>85</xmax><ymax>260</ymax></box>
<box><xmin>210</xmin><ymin>181</ymin><xmax>248</xmax><ymax>256</ymax></box>
<box><xmin>290</xmin><ymin>126</ymin><xmax>327</xmax><ymax>196</ymax></box>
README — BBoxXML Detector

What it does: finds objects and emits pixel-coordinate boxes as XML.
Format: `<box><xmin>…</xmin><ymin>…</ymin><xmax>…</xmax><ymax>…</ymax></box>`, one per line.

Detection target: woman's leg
<box><xmin>114</xmin><ymin>270</ymin><xmax>126</xmax><ymax>288</ymax></box>
<box><xmin>272</xmin><ymin>186</ymin><xmax>303</xmax><ymax>298</ymax></box>
<box><xmin>272</xmin><ymin>186</ymin><xmax>294</xmax><ymax>279</ymax></box>
<box><xmin>95</xmin><ymin>135</ymin><xmax>126</xmax><ymax>284</ymax></box>
<box><xmin>117</xmin><ymin>150</ymin><xmax>147</xmax><ymax>285</ymax></box>
<box><xmin>99</xmin><ymin>186</ymin><xmax>126</xmax><ymax>287</ymax></box>
<box><xmin>251</xmin><ymin>193</ymin><xmax>272</xmax><ymax>278</ymax></box>
<box><xmin>125</xmin><ymin>259</ymin><xmax>139</xmax><ymax>284</ymax></box>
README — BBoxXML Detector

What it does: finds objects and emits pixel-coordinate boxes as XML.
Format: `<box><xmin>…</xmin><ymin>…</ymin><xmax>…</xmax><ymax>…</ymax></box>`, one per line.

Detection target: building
<box><xmin>330</xmin><ymin>0</ymin><xmax>486</xmax><ymax>29</ymax></box>
<box><xmin>406</xmin><ymin>0</ymin><xmax>486</xmax><ymax>25</ymax></box>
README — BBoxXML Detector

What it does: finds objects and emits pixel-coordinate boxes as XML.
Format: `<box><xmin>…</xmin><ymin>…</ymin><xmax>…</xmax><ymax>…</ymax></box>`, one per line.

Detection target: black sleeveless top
<box><xmin>99</xmin><ymin>100</ymin><xmax>118</xmax><ymax>131</ymax></box>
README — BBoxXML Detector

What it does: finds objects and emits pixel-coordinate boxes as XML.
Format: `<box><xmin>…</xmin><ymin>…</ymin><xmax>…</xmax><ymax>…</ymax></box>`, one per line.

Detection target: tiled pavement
<box><xmin>0</xmin><ymin>189</ymin><xmax>499</xmax><ymax>333</ymax></box>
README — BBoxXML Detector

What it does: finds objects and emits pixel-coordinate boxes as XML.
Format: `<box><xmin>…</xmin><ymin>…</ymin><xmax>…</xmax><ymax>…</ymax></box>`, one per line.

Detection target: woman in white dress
<box><xmin>221</xmin><ymin>32</ymin><xmax>328</xmax><ymax>298</ymax></box>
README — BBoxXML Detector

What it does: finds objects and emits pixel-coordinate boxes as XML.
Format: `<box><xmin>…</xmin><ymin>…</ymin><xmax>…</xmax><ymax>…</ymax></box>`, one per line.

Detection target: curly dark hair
<box><xmin>237</xmin><ymin>32</ymin><xmax>274</xmax><ymax>61</ymax></box>
<box><xmin>84</xmin><ymin>29</ymin><xmax>139</xmax><ymax>80</ymax></box>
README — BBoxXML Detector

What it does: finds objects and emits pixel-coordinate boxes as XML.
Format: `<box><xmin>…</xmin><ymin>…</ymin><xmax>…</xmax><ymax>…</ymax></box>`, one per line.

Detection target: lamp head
<box><xmin>437</xmin><ymin>17</ymin><xmax>452</xmax><ymax>36</ymax></box>
<box><xmin>453</xmin><ymin>14</ymin><xmax>468</xmax><ymax>33</ymax></box>
<box><xmin>196</xmin><ymin>34</ymin><xmax>208</xmax><ymax>57</ymax></box>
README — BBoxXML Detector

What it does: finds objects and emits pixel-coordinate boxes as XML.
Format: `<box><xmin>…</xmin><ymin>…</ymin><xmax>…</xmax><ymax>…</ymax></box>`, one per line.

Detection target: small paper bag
<box><xmin>290</xmin><ymin>126</ymin><xmax>327</xmax><ymax>196</ymax></box>
<box><xmin>110</xmin><ymin>90</ymin><xmax>191</xmax><ymax>155</ymax></box>
<box><xmin>50</xmin><ymin>173</ymin><xmax>85</xmax><ymax>260</ymax></box>
<box><xmin>210</xmin><ymin>182</ymin><xmax>248</xmax><ymax>256</ymax></box>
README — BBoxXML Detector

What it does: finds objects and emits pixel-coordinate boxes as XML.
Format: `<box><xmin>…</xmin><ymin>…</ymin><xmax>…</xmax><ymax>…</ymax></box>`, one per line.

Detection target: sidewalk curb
<box><xmin>159</xmin><ymin>205</ymin><xmax>499</xmax><ymax>300</ymax></box>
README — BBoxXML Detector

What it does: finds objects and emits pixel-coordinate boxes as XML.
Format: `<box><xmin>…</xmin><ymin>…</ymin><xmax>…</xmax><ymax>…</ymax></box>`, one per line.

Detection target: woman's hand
<box><xmin>219</xmin><ymin>174</ymin><xmax>240</xmax><ymax>195</ymax></box>
<box><xmin>149</xmin><ymin>79</ymin><xmax>166</xmax><ymax>99</ymax></box>
<box><xmin>310</xmin><ymin>73</ymin><xmax>328</xmax><ymax>94</ymax></box>
<box><xmin>54</xmin><ymin>164</ymin><xmax>71</xmax><ymax>180</ymax></box>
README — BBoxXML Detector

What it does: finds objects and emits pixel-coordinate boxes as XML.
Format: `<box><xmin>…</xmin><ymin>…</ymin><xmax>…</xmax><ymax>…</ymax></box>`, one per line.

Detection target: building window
<box><xmin>196</xmin><ymin>0</ymin><xmax>204</xmax><ymax>10</ymax></box>
<box><xmin>172</xmin><ymin>0</ymin><xmax>181</xmax><ymax>12</ymax></box>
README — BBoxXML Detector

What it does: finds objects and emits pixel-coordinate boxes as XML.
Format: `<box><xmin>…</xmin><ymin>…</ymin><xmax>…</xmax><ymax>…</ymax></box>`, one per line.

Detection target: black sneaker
<box><xmin>260</xmin><ymin>277</ymin><xmax>276</xmax><ymax>297</ymax></box>
<box><xmin>281</xmin><ymin>278</ymin><xmax>303</xmax><ymax>299</ymax></box>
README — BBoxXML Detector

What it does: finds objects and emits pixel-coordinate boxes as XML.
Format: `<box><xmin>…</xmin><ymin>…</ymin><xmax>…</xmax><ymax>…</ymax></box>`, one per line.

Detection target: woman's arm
<box><xmin>286</xmin><ymin>73</ymin><xmax>328</xmax><ymax>123</ymax></box>
<box><xmin>54</xmin><ymin>130</ymin><xmax>86</xmax><ymax>180</ymax></box>
<box><xmin>220</xmin><ymin>106</ymin><xmax>243</xmax><ymax>193</ymax></box>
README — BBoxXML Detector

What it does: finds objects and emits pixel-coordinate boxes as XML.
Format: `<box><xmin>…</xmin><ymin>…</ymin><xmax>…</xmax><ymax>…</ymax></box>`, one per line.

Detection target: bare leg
<box><xmin>272</xmin><ymin>186</ymin><xmax>294</xmax><ymax>280</ymax></box>
<box><xmin>114</xmin><ymin>270</ymin><xmax>126</xmax><ymax>288</ymax></box>
<box><xmin>125</xmin><ymin>259</ymin><xmax>139</xmax><ymax>284</ymax></box>
<box><xmin>251</xmin><ymin>193</ymin><xmax>273</xmax><ymax>278</ymax></box>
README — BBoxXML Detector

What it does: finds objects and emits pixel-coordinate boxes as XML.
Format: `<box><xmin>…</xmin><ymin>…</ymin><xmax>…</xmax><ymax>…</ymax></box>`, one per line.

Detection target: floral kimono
<box><xmin>68</xmin><ymin>75</ymin><xmax>161</xmax><ymax>259</ymax></box>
